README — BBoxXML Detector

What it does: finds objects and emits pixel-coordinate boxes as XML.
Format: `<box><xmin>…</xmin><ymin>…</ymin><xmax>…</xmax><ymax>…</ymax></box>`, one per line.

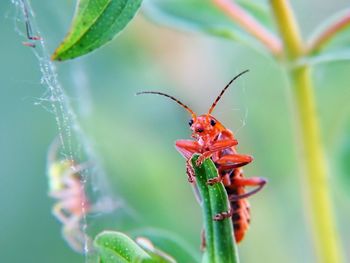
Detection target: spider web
<box><xmin>10</xmin><ymin>1</ymin><xmax>135</xmax><ymax>261</ymax></box>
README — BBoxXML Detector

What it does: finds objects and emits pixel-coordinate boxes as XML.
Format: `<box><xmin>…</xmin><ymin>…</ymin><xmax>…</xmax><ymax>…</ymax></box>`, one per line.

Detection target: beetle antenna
<box><xmin>136</xmin><ymin>91</ymin><xmax>196</xmax><ymax>118</ymax></box>
<box><xmin>208</xmin><ymin>69</ymin><xmax>249</xmax><ymax>115</ymax></box>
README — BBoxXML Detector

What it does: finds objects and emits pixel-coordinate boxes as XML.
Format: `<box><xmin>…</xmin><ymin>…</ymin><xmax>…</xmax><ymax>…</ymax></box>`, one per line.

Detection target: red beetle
<box><xmin>138</xmin><ymin>70</ymin><xmax>266</xmax><ymax>243</ymax></box>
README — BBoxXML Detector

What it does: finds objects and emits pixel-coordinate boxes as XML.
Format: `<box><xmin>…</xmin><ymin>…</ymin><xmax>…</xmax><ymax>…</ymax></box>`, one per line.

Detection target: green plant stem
<box><xmin>270</xmin><ymin>1</ymin><xmax>343</xmax><ymax>262</ymax></box>
<box><xmin>191</xmin><ymin>155</ymin><xmax>239</xmax><ymax>263</ymax></box>
<box><xmin>291</xmin><ymin>66</ymin><xmax>343</xmax><ymax>263</ymax></box>
<box><xmin>270</xmin><ymin>0</ymin><xmax>303</xmax><ymax>58</ymax></box>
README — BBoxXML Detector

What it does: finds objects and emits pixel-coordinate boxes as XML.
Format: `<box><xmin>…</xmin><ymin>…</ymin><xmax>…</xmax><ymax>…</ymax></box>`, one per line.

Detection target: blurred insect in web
<box><xmin>47</xmin><ymin>139</ymin><xmax>124</xmax><ymax>252</ymax></box>
<box><xmin>19</xmin><ymin>0</ymin><xmax>41</xmax><ymax>47</ymax></box>
<box><xmin>137</xmin><ymin>70</ymin><xmax>267</xmax><ymax>243</ymax></box>
<box><xmin>47</xmin><ymin>139</ymin><xmax>91</xmax><ymax>253</ymax></box>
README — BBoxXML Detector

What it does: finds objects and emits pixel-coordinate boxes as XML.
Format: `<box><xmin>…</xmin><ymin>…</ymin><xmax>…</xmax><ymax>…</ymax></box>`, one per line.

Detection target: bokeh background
<box><xmin>1</xmin><ymin>0</ymin><xmax>349</xmax><ymax>262</ymax></box>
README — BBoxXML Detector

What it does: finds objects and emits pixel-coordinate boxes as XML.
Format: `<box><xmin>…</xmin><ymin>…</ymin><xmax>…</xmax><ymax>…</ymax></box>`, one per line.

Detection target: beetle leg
<box><xmin>186</xmin><ymin>159</ymin><xmax>196</xmax><ymax>183</ymax></box>
<box><xmin>206</xmin><ymin>154</ymin><xmax>254</xmax><ymax>186</ymax></box>
<box><xmin>175</xmin><ymin>140</ymin><xmax>202</xmax><ymax>183</ymax></box>
<box><xmin>211</xmin><ymin>154</ymin><xmax>253</xmax><ymax>187</ymax></box>
<box><xmin>196</xmin><ymin>139</ymin><xmax>238</xmax><ymax>166</ymax></box>
<box><xmin>175</xmin><ymin>139</ymin><xmax>201</xmax><ymax>159</ymax></box>
<box><xmin>206</xmin><ymin>176</ymin><xmax>222</xmax><ymax>185</ymax></box>
<box><xmin>213</xmin><ymin>207</ymin><xmax>233</xmax><ymax>221</ymax></box>
<box><xmin>216</xmin><ymin>154</ymin><xmax>253</xmax><ymax>170</ymax></box>
<box><xmin>228</xmin><ymin>177</ymin><xmax>267</xmax><ymax>201</ymax></box>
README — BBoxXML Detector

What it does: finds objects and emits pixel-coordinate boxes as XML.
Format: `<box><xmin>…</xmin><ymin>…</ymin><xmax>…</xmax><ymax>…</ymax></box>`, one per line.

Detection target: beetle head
<box><xmin>188</xmin><ymin>114</ymin><xmax>225</xmax><ymax>143</ymax></box>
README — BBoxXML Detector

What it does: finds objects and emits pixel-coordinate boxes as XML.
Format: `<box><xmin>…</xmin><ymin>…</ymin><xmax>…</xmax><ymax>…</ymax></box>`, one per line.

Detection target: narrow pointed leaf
<box><xmin>52</xmin><ymin>0</ymin><xmax>142</xmax><ymax>61</ymax></box>
<box><xmin>191</xmin><ymin>155</ymin><xmax>239</xmax><ymax>263</ymax></box>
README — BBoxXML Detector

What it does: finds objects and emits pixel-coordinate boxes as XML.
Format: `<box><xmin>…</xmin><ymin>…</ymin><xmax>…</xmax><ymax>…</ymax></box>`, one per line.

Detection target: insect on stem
<box><xmin>139</xmin><ymin>71</ymin><xmax>266</xmax><ymax>246</ymax></box>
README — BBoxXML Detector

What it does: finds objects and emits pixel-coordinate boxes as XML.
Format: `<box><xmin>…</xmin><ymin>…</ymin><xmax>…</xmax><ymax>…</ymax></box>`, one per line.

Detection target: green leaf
<box><xmin>52</xmin><ymin>0</ymin><xmax>142</xmax><ymax>61</ymax></box>
<box><xmin>191</xmin><ymin>155</ymin><xmax>239</xmax><ymax>263</ymax></box>
<box><xmin>94</xmin><ymin>231</ymin><xmax>152</xmax><ymax>263</ymax></box>
<box><xmin>143</xmin><ymin>0</ymin><xmax>273</xmax><ymax>54</ymax></box>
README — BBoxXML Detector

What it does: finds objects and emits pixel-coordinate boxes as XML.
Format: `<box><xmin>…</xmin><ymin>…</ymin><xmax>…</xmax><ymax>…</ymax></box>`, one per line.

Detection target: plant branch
<box><xmin>270</xmin><ymin>1</ymin><xmax>344</xmax><ymax>262</ymax></box>
<box><xmin>213</xmin><ymin>0</ymin><xmax>282</xmax><ymax>56</ymax></box>
<box><xmin>307</xmin><ymin>9</ymin><xmax>350</xmax><ymax>54</ymax></box>
<box><xmin>270</xmin><ymin>0</ymin><xmax>303</xmax><ymax>59</ymax></box>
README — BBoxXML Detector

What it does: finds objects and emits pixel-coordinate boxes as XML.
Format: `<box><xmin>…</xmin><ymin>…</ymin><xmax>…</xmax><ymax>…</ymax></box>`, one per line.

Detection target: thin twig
<box><xmin>307</xmin><ymin>10</ymin><xmax>350</xmax><ymax>54</ymax></box>
<box><xmin>213</xmin><ymin>0</ymin><xmax>282</xmax><ymax>56</ymax></box>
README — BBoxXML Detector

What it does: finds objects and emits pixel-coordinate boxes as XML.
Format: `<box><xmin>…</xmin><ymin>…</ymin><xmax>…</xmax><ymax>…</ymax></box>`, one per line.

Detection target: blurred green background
<box><xmin>1</xmin><ymin>0</ymin><xmax>349</xmax><ymax>262</ymax></box>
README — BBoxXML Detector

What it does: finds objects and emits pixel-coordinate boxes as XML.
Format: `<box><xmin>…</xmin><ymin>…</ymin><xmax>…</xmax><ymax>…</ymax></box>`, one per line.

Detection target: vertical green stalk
<box><xmin>191</xmin><ymin>155</ymin><xmax>239</xmax><ymax>263</ymax></box>
<box><xmin>270</xmin><ymin>1</ymin><xmax>343</xmax><ymax>262</ymax></box>
<box><xmin>290</xmin><ymin>66</ymin><xmax>343</xmax><ymax>263</ymax></box>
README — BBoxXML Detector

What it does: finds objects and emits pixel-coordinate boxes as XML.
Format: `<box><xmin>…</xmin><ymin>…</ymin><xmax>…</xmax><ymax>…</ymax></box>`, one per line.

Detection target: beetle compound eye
<box><xmin>188</xmin><ymin>119</ymin><xmax>194</xmax><ymax>126</ymax></box>
<box><xmin>210</xmin><ymin>119</ymin><xmax>216</xmax><ymax>126</ymax></box>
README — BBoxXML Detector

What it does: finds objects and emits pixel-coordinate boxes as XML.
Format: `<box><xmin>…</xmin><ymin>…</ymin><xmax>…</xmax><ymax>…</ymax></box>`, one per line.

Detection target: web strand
<box><xmin>10</xmin><ymin>1</ymin><xmax>127</xmax><ymax>261</ymax></box>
